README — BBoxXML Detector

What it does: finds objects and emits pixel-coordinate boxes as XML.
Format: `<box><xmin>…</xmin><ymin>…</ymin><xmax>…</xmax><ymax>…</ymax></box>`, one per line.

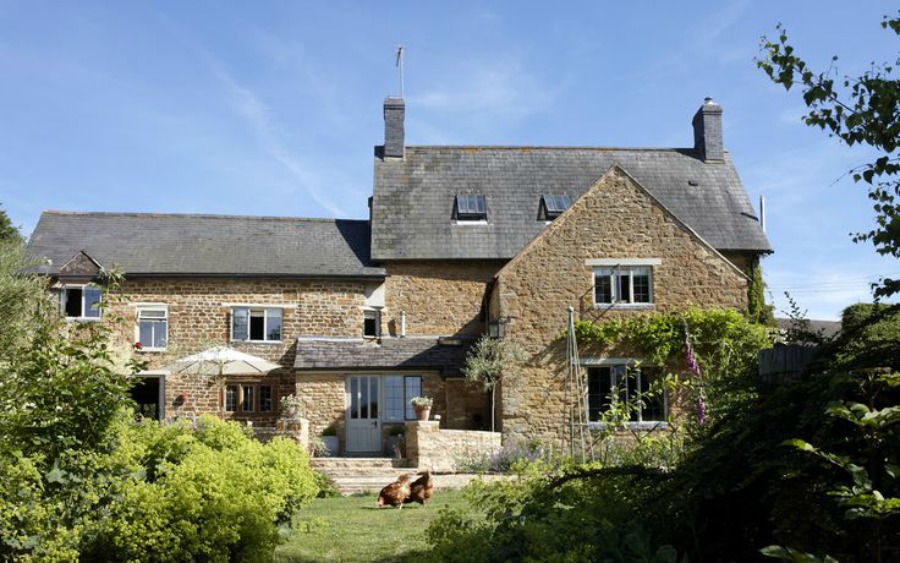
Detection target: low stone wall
<box><xmin>253</xmin><ymin>418</ymin><xmax>309</xmax><ymax>453</ymax></box>
<box><xmin>405</xmin><ymin>421</ymin><xmax>502</xmax><ymax>473</ymax></box>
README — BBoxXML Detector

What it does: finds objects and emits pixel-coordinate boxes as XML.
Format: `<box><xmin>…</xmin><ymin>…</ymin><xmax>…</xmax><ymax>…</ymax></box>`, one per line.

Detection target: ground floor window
<box><xmin>382</xmin><ymin>375</ymin><xmax>422</xmax><ymax>421</ymax></box>
<box><xmin>224</xmin><ymin>383</ymin><xmax>275</xmax><ymax>413</ymax></box>
<box><xmin>587</xmin><ymin>365</ymin><xmax>666</xmax><ymax>425</ymax></box>
<box><xmin>129</xmin><ymin>375</ymin><xmax>164</xmax><ymax>420</ymax></box>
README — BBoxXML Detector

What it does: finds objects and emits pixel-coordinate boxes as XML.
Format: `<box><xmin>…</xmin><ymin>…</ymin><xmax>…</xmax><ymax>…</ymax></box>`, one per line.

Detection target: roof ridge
<box><xmin>41</xmin><ymin>210</ymin><xmax>369</xmax><ymax>224</ymax></box>
<box><xmin>403</xmin><ymin>145</ymin><xmax>729</xmax><ymax>153</ymax></box>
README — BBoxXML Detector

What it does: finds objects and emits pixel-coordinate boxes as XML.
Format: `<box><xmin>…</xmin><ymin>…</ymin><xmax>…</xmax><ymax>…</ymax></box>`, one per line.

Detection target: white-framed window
<box><xmin>588</xmin><ymin>258</ymin><xmax>662</xmax><ymax>308</ymax></box>
<box><xmin>61</xmin><ymin>285</ymin><xmax>102</xmax><ymax>319</ymax></box>
<box><xmin>594</xmin><ymin>265</ymin><xmax>653</xmax><ymax>305</ymax></box>
<box><xmin>382</xmin><ymin>375</ymin><xmax>423</xmax><ymax>422</ymax></box>
<box><xmin>136</xmin><ymin>306</ymin><xmax>168</xmax><ymax>350</ymax></box>
<box><xmin>231</xmin><ymin>307</ymin><xmax>282</xmax><ymax>342</ymax></box>
<box><xmin>224</xmin><ymin>383</ymin><xmax>274</xmax><ymax>413</ymax></box>
<box><xmin>587</xmin><ymin>364</ymin><xmax>667</xmax><ymax>426</ymax></box>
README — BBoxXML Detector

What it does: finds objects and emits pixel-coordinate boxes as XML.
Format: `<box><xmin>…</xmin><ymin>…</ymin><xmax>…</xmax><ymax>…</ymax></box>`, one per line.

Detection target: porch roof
<box><xmin>293</xmin><ymin>337</ymin><xmax>472</xmax><ymax>377</ymax></box>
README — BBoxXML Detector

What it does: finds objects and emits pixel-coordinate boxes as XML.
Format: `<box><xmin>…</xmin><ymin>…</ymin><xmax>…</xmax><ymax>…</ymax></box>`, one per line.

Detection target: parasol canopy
<box><xmin>164</xmin><ymin>346</ymin><xmax>281</xmax><ymax>376</ymax></box>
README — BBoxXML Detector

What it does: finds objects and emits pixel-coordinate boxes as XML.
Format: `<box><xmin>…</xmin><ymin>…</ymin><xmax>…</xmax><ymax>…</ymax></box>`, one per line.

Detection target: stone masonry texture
<box><xmin>383</xmin><ymin>260</ymin><xmax>505</xmax><ymax>337</ymax></box>
<box><xmin>494</xmin><ymin>167</ymin><xmax>749</xmax><ymax>446</ymax></box>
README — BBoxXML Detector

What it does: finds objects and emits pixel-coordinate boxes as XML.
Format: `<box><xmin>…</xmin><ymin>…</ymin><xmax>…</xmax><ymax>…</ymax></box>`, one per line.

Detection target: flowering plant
<box><xmin>133</xmin><ymin>341</ymin><xmax>143</xmax><ymax>351</ymax></box>
<box><xmin>410</xmin><ymin>396</ymin><xmax>433</xmax><ymax>408</ymax></box>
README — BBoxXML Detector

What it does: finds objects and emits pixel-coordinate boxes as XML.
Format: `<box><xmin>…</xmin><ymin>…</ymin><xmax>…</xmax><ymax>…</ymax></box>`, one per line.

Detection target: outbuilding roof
<box><xmin>294</xmin><ymin>337</ymin><xmax>472</xmax><ymax>377</ymax></box>
<box><xmin>27</xmin><ymin>211</ymin><xmax>385</xmax><ymax>278</ymax></box>
<box><xmin>371</xmin><ymin>146</ymin><xmax>771</xmax><ymax>260</ymax></box>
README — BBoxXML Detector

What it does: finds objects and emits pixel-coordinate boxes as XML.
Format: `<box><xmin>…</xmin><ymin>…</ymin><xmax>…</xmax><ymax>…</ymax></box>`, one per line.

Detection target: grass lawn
<box><xmin>274</xmin><ymin>490</ymin><xmax>471</xmax><ymax>562</ymax></box>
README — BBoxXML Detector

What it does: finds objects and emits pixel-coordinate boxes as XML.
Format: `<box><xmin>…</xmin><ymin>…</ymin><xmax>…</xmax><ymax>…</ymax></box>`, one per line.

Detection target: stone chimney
<box><xmin>383</xmin><ymin>97</ymin><xmax>405</xmax><ymax>159</ymax></box>
<box><xmin>692</xmin><ymin>97</ymin><xmax>724</xmax><ymax>162</ymax></box>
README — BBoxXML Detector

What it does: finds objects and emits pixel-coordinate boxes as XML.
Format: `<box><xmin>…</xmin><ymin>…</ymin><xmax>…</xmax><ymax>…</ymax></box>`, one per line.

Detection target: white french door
<box><xmin>345</xmin><ymin>376</ymin><xmax>381</xmax><ymax>453</ymax></box>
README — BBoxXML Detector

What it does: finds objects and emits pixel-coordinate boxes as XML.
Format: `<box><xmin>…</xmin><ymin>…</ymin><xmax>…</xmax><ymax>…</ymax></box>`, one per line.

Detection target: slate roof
<box><xmin>775</xmin><ymin>317</ymin><xmax>842</xmax><ymax>340</ymax></box>
<box><xmin>371</xmin><ymin>147</ymin><xmax>772</xmax><ymax>260</ymax></box>
<box><xmin>27</xmin><ymin>212</ymin><xmax>385</xmax><ymax>278</ymax></box>
<box><xmin>294</xmin><ymin>337</ymin><xmax>471</xmax><ymax>377</ymax></box>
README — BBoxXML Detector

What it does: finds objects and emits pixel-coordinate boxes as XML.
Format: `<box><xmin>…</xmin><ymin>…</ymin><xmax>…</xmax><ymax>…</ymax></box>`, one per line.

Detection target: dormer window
<box><xmin>455</xmin><ymin>194</ymin><xmax>487</xmax><ymax>221</ymax></box>
<box><xmin>541</xmin><ymin>194</ymin><xmax>571</xmax><ymax>219</ymax></box>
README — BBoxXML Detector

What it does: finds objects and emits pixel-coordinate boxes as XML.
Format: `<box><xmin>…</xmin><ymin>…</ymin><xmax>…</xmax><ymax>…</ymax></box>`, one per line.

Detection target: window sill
<box><xmin>452</xmin><ymin>220</ymin><xmax>489</xmax><ymax>226</ymax></box>
<box><xmin>589</xmin><ymin>421</ymin><xmax>670</xmax><ymax>431</ymax></box>
<box><xmin>65</xmin><ymin>317</ymin><xmax>102</xmax><ymax>323</ymax></box>
<box><xmin>231</xmin><ymin>340</ymin><xmax>283</xmax><ymax>345</ymax></box>
<box><xmin>137</xmin><ymin>348</ymin><xmax>167</xmax><ymax>353</ymax></box>
<box><xmin>593</xmin><ymin>303</ymin><xmax>655</xmax><ymax>311</ymax></box>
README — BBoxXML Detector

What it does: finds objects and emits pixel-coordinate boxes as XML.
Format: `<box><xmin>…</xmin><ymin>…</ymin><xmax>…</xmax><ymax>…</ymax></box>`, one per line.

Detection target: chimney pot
<box><xmin>383</xmin><ymin>97</ymin><xmax>405</xmax><ymax>159</ymax></box>
<box><xmin>692</xmin><ymin>98</ymin><xmax>724</xmax><ymax>162</ymax></box>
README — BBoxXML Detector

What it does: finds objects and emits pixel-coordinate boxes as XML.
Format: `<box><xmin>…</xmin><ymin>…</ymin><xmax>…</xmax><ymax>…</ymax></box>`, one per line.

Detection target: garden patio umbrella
<box><xmin>164</xmin><ymin>346</ymin><xmax>281</xmax><ymax>376</ymax></box>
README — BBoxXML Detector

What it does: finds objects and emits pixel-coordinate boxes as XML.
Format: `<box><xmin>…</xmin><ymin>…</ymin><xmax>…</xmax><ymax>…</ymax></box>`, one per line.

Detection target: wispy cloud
<box><xmin>409</xmin><ymin>57</ymin><xmax>558</xmax><ymax>139</ymax></box>
<box><xmin>211</xmin><ymin>66</ymin><xmax>346</xmax><ymax>216</ymax></box>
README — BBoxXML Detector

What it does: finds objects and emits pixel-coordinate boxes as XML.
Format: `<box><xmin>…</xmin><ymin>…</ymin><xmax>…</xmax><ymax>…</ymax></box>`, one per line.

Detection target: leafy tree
<box><xmin>0</xmin><ymin>204</ymin><xmax>21</xmax><ymax>243</ymax></box>
<box><xmin>757</xmin><ymin>15</ymin><xmax>900</xmax><ymax>298</ymax></box>
<box><xmin>464</xmin><ymin>335</ymin><xmax>527</xmax><ymax>432</ymax></box>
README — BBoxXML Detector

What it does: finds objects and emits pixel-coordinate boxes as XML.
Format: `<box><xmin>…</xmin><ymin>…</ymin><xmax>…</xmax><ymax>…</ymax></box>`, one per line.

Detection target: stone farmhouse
<box><xmin>27</xmin><ymin>97</ymin><xmax>770</xmax><ymax>454</ymax></box>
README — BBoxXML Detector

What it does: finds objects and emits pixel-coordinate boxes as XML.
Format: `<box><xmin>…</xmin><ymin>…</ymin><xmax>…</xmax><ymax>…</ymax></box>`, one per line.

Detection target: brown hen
<box><xmin>404</xmin><ymin>469</ymin><xmax>434</xmax><ymax>506</ymax></box>
<box><xmin>377</xmin><ymin>473</ymin><xmax>411</xmax><ymax>508</ymax></box>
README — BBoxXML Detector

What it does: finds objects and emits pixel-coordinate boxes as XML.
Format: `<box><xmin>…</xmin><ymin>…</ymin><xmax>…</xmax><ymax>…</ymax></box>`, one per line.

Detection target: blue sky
<box><xmin>1</xmin><ymin>1</ymin><xmax>897</xmax><ymax>319</ymax></box>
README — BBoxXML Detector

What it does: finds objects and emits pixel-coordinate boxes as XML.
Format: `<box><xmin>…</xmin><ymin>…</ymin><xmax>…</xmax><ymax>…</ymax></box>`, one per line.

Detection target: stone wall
<box><xmin>383</xmin><ymin>260</ymin><xmax>505</xmax><ymax>337</ymax></box>
<box><xmin>99</xmin><ymin>277</ymin><xmax>370</xmax><ymax>425</ymax></box>
<box><xmin>494</xmin><ymin>167</ymin><xmax>750</xmax><ymax>445</ymax></box>
<box><xmin>404</xmin><ymin>421</ymin><xmax>502</xmax><ymax>472</ymax></box>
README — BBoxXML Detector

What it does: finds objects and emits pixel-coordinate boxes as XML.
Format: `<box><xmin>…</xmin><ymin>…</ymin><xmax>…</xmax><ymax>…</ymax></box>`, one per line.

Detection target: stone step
<box><xmin>310</xmin><ymin>457</ymin><xmax>411</xmax><ymax>478</ymax></box>
<box><xmin>327</xmin><ymin>473</ymin><xmax>512</xmax><ymax>496</ymax></box>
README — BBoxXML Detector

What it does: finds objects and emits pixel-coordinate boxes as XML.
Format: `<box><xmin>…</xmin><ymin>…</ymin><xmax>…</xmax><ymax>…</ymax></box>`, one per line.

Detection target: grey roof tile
<box><xmin>294</xmin><ymin>337</ymin><xmax>471</xmax><ymax>377</ymax></box>
<box><xmin>27</xmin><ymin>212</ymin><xmax>385</xmax><ymax>278</ymax></box>
<box><xmin>371</xmin><ymin>147</ymin><xmax>772</xmax><ymax>260</ymax></box>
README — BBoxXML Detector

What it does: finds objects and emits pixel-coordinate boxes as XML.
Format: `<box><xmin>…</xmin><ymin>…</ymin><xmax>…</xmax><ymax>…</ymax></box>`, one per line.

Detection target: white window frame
<box><xmin>230</xmin><ymin>307</ymin><xmax>283</xmax><ymax>343</ymax></box>
<box><xmin>585</xmin><ymin>361</ymin><xmax>668</xmax><ymax>429</ymax></box>
<box><xmin>135</xmin><ymin>306</ymin><xmax>168</xmax><ymax>351</ymax></box>
<box><xmin>588</xmin><ymin>258</ymin><xmax>660</xmax><ymax>309</ymax></box>
<box><xmin>60</xmin><ymin>284</ymin><xmax>103</xmax><ymax>321</ymax></box>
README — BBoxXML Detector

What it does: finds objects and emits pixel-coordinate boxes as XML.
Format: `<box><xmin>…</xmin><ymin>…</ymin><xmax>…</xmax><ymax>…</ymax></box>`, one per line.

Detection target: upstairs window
<box><xmin>455</xmin><ymin>194</ymin><xmax>487</xmax><ymax>221</ymax></box>
<box><xmin>541</xmin><ymin>194</ymin><xmax>571</xmax><ymax>219</ymax></box>
<box><xmin>62</xmin><ymin>285</ymin><xmax>102</xmax><ymax>319</ymax></box>
<box><xmin>232</xmin><ymin>307</ymin><xmax>282</xmax><ymax>342</ymax></box>
<box><xmin>136</xmin><ymin>306</ymin><xmax>168</xmax><ymax>350</ymax></box>
<box><xmin>594</xmin><ymin>266</ymin><xmax>653</xmax><ymax>306</ymax></box>
<box><xmin>363</xmin><ymin>309</ymin><xmax>380</xmax><ymax>338</ymax></box>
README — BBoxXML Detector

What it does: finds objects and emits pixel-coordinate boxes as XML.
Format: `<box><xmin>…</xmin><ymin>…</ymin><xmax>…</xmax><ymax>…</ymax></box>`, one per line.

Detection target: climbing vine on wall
<box><xmin>574</xmin><ymin>308</ymin><xmax>773</xmax><ymax>425</ymax></box>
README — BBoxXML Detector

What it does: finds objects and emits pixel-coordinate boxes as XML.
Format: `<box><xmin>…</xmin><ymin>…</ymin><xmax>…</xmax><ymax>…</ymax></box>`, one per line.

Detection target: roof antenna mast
<box><xmin>396</xmin><ymin>45</ymin><xmax>405</xmax><ymax>98</ymax></box>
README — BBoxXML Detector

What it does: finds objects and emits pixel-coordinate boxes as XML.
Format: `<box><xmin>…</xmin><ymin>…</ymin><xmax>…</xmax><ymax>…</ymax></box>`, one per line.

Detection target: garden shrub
<box><xmin>0</xmin><ymin>251</ymin><xmax>320</xmax><ymax>561</ymax></box>
<box><xmin>78</xmin><ymin>415</ymin><xmax>319</xmax><ymax>562</ymax></box>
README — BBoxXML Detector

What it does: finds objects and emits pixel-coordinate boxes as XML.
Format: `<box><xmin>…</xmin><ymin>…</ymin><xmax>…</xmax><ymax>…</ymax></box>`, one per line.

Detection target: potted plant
<box><xmin>280</xmin><ymin>394</ymin><xmax>304</xmax><ymax>420</ymax></box>
<box><xmin>321</xmin><ymin>424</ymin><xmax>339</xmax><ymax>457</ymax></box>
<box><xmin>410</xmin><ymin>396</ymin><xmax>433</xmax><ymax>421</ymax></box>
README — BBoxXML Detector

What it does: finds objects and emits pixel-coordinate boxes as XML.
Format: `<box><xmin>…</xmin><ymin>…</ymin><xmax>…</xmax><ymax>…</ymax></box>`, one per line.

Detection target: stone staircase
<box><xmin>310</xmin><ymin>457</ymin><xmax>415</xmax><ymax>495</ymax></box>
<box><xmin>310</xmin><ymin>457</ymin><xmax>510</xmax><ymax>495</ymax></box>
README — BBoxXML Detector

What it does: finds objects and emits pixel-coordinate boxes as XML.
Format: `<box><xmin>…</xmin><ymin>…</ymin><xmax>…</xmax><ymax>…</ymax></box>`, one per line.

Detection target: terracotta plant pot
<box><xmin>415</xmin><ymin>406</ymin><xmax>431</xmax><ymax>421</ymax></box>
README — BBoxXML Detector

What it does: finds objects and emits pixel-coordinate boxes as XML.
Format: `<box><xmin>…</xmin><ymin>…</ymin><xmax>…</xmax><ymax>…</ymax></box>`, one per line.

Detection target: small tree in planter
<box><xmin>464</xmin><ymin>334</ymin><xmax>528</xmax><ymax>432</ymax></box>
<box><xmin>410</xmin><ymin>396</ymin><xmax>433</xmax><ymax>421</ymax></box>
